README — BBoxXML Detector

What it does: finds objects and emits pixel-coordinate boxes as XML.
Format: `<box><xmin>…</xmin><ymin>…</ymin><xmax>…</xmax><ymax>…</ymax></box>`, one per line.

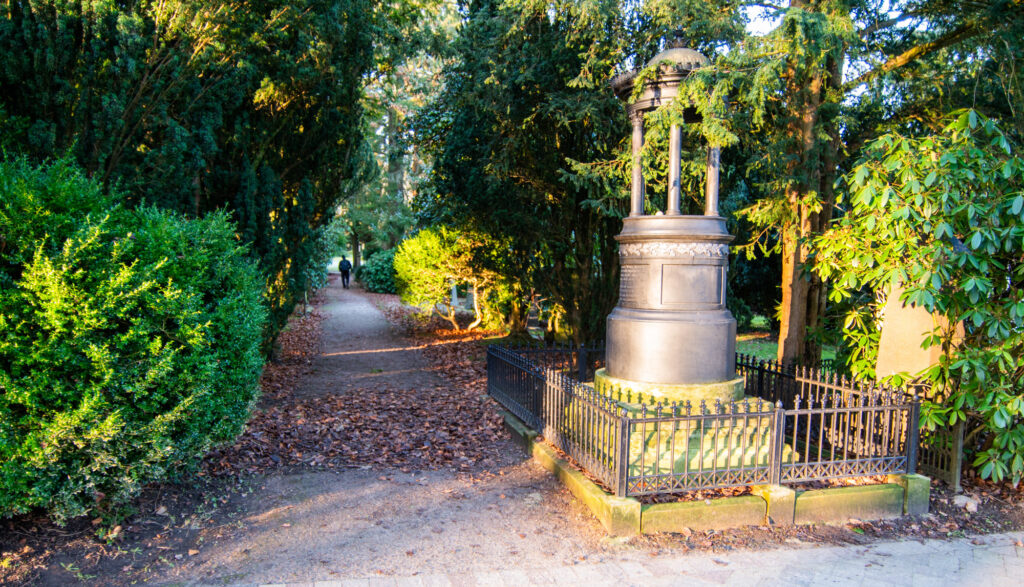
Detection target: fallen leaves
<box><xmin>205</xmin><ymin>380</ymin><xmax>505</xmax><ymax>474</ymax></box>
<box><xmin>203</xmin><ymin>291</ymin><xmax>507</xmax><ymax>477</ymax></box>
<box><xmin>258</xmin><ymin>302</ymin><xmax>326</xmax><ymax>406</ymax></box>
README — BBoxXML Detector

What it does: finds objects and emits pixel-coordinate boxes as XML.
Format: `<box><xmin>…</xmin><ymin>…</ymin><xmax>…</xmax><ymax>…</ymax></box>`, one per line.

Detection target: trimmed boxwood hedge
<box><xmin>0</xmin><ymin>159</ymin><xmax>267</xmax><ymax>522</ymax></box>
<box><xmin>356</xmin><ymin>248</ymin><xmax>397</xmax><ymax>294</ymax></box>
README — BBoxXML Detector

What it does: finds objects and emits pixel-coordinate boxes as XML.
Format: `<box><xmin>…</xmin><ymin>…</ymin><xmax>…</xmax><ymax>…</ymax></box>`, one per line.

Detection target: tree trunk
<box><xmin>506</xmin><ymin>289</ymin><xmax>530</xmax><ymax>340</ymax></box>
<box><xmin>468</xmin><ymin>283</ymin><xmax>483</xmax><ymax>330</ymax></box>
<box><xmin>803</xmin><ymin>53</ymin><xmax>843</xmax><ymax>363</ymax></box>
<box><xmin>385</xmin><ymin>104</ymin><xmax>406</xmax><ymax>203</ymax></box>
<box><xmin>778</xmin><ymin>230</ymin><xmax>809</xmax><ymax>364</ymax></box>
<box><xmin>351</xmin><ymin>233</ymin><xmax>361</xmax><ymax>270</ymax></box>
<box><xmin>778</xmin><ymin>33</ymin><xmax>845</xmax><ymax>365</ymax></box>
<box><xmin>434</xmin><ymin>303</ymin><xmax>460</xmax><ymax>330</ymax></box>
<box><xmin>778</xmin><ymin>23</ymin><xmax>825</xmax><ymax>365</ymax></box>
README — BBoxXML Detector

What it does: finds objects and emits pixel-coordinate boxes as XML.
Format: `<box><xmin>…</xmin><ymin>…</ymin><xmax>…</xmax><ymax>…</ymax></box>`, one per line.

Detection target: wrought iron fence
<box><xmin>919</xmin><ymin>421</ymin><xmax>964</xmax><ymax>492</ymax></box>
<box><xmin>738</xmin><ymin>355</ymin><xmax>966</xmax><ymax>490</ymax></box>
<box><xmin>487</xmin><ymin>345</ymin><xmax>618</xmax><ymax>489</ymax></box>
<box><xmin>487</xmin><ymin>345</ymin><xmax>921</xmax><ymax>498</ymax></box>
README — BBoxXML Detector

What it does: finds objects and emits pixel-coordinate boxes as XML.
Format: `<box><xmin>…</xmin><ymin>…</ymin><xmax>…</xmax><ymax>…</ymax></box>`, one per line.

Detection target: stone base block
<box><xmin>751</xmin><ymin>485</ymin><xmax>795</xmax><ymax>526</ymax></box>
<box><xmin>794</xmin><ymin>484</ymin><xmax>904</xmax><ymax>524</ymax></box>
<box><xmin>594</xmin><ymin>368</ymin><xmax>744</xmax><ymax>405</ymax></box>
<box><xmin>499</xmin><ymin>409</ymin><xmax>538</xmax><ymax>455</ymax></box>
<box><xmin>531</xmin><ymin>442</ymin><xmax>640</xmax><ymax>536</ymax></box>
<box><xmin>887</xmin><ymin>473</ymin><xmax>931</xmax><ymax>515</ymax></box>
<box><xmin>642</xmin><ymin>496</ymin><xmax>766</xmax><ymax>533</ymax></box>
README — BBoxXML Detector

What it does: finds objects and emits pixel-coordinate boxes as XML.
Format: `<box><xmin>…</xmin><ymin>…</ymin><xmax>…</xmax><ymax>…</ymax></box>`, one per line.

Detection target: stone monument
<box><xmin>876</xmin><ymin>284</ymin><xmax>963</xmax><ymax>381</ymax></box>
<box><xmin>596</xmin><ymin>34</ymin><xmax>744</xmax><ymax>406</ymax></box>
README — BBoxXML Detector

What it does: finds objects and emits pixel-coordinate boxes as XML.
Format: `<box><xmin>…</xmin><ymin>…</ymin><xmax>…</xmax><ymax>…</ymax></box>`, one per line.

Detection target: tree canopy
<box><xmin>0</xmin><ymin>0</ymin><xmax>377</xmax><ymax>343</ymax></box>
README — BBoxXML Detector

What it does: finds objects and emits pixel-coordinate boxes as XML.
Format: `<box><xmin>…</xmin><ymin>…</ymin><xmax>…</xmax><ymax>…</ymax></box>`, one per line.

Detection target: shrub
<box><xmin>0</xmin><ymin>157</ymin><xmax>113</xmax><ymax>284</ymax></box>
<box><xmin>357</xmin><ymin>248</ymin><xmax>397</xmax><ymax>293</ymax></box>
<box><xmin>814</xmin><ymin>112</ymin><xmax>1024</xmax><ymax>483</ymax></box>
<box><xmin>394</xmin><ymin>229</ymin><xmax>451</xmax><ymax>309</ymax></box>
<box><xmin>394</xmin><ymin>227</ymin><xmax>509</xmax><ymax>330</ymax></box>
<box><xmin>0</xmin><ymin>159</ymin><xmax>267</xmax><ymax>523</ymax></box>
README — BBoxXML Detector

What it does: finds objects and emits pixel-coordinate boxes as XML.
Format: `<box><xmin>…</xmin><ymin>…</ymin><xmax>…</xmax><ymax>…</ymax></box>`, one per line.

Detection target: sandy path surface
<box><xmin>155</xmin><ymin>279</ymin><xmax>613</xmax><ymax>586</ymax></box>
<box><xmin>293</xmin><ymin>284</ymin><xmax>446</xmax><ymax>397</ymax></box>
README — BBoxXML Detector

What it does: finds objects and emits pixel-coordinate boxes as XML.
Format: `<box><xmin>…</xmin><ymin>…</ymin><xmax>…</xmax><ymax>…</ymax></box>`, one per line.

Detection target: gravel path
<box><xmin>150</xmin><ymin>278</ymin><xmax>1024</xmax><ymax>586</ymax></box>
<box><xmin>155</xmin><ymin>278</ymin><xmax>609</xmax><ymax>586</ymax></box>
<box><xmin>292</xmin><ymin>283</ymin><xmax>446</xmax><ymax>398</ymax></box>
<box><xmin>230</xmin><ymin>530</ymin><xmax>1024</xmax><ymax>586</ymax></box>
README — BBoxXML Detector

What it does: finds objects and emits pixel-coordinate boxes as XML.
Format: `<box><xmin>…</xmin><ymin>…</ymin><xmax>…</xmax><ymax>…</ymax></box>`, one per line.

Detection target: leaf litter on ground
<box><xmin>204</xmin><ymin>291</ymin><xmax>506</xmax><ymax>477</ymax></box>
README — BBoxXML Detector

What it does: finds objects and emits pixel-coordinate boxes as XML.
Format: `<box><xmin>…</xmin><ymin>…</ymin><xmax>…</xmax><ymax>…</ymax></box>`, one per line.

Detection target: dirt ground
<box><xmin>142</xmin><ymin>280</ymin><xmax>615</xmax><ymax>585</ymax></box>
<box><xmin>4</xmin><ymin>276</ymin><xmax>1024</xmax><ymax>586</ymax></box>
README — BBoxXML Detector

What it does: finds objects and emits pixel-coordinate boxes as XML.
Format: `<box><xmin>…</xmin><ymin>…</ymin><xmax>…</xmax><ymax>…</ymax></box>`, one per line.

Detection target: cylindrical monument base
<box><xmin>594</xmin><ymin>368</ymin><xmax>744</xmax><ymax>406</ymax></box>
<box><xmin>606</xmin><ymin>307</ymin><xmax>736</xmax><ymax>384</ymax></box>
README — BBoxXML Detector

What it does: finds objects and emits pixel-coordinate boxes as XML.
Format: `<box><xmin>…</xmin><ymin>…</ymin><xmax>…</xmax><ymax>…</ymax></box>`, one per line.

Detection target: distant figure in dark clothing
<box><xmin>339</xmin><ymin>256</ymin><xmax>352</xmax><ymax>289</ymax></box>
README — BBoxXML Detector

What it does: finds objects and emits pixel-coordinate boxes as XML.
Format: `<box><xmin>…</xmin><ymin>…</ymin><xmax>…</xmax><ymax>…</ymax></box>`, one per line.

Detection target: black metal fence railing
<box><xmin>918</xmin><ymin>421</ymin><xmax>964</xmax><ymax>492</ymax></box>
<box><xmin>504</xmin><ymin>342</ymin><xmax>606</xmax><ymax>382</ymax></box>
<box><xmin>486</xmin><ymin>345</ymin><xmax>618</xmax><ymax>488</ymax></box>
<box><xmin>487</xmin><ymin>346</ymin><xmax>921</xmax><ymax>498</ymax></box>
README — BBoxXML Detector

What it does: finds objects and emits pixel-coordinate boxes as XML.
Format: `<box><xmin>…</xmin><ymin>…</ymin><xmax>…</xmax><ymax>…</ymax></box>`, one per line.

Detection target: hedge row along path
<box><xmin>9</xmin><ymin>274</ymin><xmax>1024</xmax><ymax>585</ymax></box>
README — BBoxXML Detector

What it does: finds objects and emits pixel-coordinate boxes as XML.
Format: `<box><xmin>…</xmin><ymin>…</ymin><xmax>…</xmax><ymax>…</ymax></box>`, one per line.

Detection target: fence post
<box><xmin>615</xmin><ymin>410</ymin><xmax>630</xmax><ymax>497</ymax></box>
<box><xmin>546</xmin><ymin>368</ymin><xmax>559</xmax><ymax>437</ymax></box>
<box><xmin>950</xmin><ymin>420</ymin><xmax>965</xmax><ymax>492</ymax></box>
<box><xmin>486</xmin><ymin>348</ymin><xmax>493</xmax><ymax>396</ymax></box>
<box><xmin>906</xmin><ymin>399</ymin><xmax>920</xmax><ymax>475</ymax></box>
<box><xmin>539</xmin><ymin>367</ymin><xmax>552</xmax><ymax>434</ymax></box>
<box><xmin>769</xmin><ymin>401</ymin><xmax>785</xmax><ymax>485</ymax></box>
<box><xmin>577</xmin><ymin>345</ymin><xmax>588</xmax><ymax>382</ymax></box>
<box><xmin>757</xmin><ymin>361</ymin><xmax>765</xmax><ymax>398</ymax></box>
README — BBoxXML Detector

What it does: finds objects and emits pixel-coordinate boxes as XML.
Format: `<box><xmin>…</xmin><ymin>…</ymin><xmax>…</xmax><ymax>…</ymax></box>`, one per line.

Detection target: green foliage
<box><xmin>337</xmin><ymin>1</ymin><xmax>455</xmax><ymax>263</ymax></box>
<box><xmin>303</xmin><ymin>216</ymin><xmax>349</xmax><ymax>294</ymax></box>
<box><xmin>394</xmin><ymin>229</ymin><xmax>454</xmax><ymax>310</ymax></box>
<box><xmin>357</xmin><ymin>249</ymin><xmax>398</xmax><ymax>294</ymax></box>
<box><xmin>0</xmin><ymin>0</ymin><xmax>377</xmax><ymax>347</ymax></box>
<box><xmin>0</xmin><ymin>157</ymin><xmax>113</xmax><ymax>284</ymax></box>
<box><xmin>815</xmin><ymin>111</ymin><xmax>1024</xmax><ymax>483</ymax></box>
<box><xmin>0</xmin><ymin>159</ymin><xmax>266</xmax><ymax>523</ymax></box>
<box><xmin>414</xmin><ymin>0</ymin><xmax>633</xmax><ymax>342</ymax></box>
<box><xmin>393</xmin><ymin>226</ymin><xmax>506</xmax><ymax>328</ymax></box>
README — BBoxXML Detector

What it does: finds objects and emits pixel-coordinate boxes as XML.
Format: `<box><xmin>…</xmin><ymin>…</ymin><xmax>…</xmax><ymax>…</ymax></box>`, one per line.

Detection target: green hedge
<box><xmin>0</xmin><ymin>159</ymin><xmax>267</xmax><ymax>522</ymax></box>
<box><xmin>356</xmin><ymin>248</ymin><xmax>397</xmax><ymax>293</ymax></box>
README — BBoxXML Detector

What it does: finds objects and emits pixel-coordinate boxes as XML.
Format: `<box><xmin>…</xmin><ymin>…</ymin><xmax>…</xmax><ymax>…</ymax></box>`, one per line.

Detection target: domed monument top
<box><xmin>610</xmin><ymin>30</ymin><xmax>708</xmax><ymax>113</ymax></box>
<box><xmin>646</xmin><ymin>29</ymin><xmax>709</xmax><ymax>70</ymax></box>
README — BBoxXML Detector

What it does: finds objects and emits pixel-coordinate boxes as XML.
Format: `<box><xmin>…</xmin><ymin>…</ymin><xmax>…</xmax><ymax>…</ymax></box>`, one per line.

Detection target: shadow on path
<box><xmin>293</xmin><ymin>281</ymin><xmax>445</xmax><ymax>397</ymax></box>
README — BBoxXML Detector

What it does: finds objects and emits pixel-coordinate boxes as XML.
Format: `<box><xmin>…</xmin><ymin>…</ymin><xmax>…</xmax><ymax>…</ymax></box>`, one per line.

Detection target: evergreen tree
<box><xmin>722</xmin><ymin>0</ymin><xmax>1022</xmax><ymax>364</ymax></box>
<box><xmin>415</xmin><ymin>0</ymin><xmax>635</xmax><ymax>342</ymax></box>
<box><xmin>0</xmin><ymin>0</ymin><xmax>378</xmax><ymax>344</ymax></box>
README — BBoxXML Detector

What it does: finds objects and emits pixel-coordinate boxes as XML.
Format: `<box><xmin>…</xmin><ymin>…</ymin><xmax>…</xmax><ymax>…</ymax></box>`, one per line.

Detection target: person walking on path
<box><xmin>338</xmin><ymin>256</ymin><xmax>352</xmax><ymax>289</ymax></box>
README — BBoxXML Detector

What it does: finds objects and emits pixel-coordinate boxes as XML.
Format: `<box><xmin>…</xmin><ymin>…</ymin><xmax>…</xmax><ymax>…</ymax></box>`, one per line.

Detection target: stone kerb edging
<box><xmin>499</xmin><ymin>410</ymin><xmax>930</xmax><ymax>537</ymax></box>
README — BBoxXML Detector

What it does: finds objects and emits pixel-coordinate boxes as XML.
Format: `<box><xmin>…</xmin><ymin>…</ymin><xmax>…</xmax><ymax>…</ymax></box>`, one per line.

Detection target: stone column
<box><xmin>705</xmin><ymin>146</ymin><xmax>720</xmax><ymax>217</ymax></box>
<box><xmin>667</xmin><ymin>123</ymin><xmax>682</xmax><ymax>215</ymax></box>
<box><xmin>630</xmin><ymin>111</ymin><xmax>645</xmax><ymax>217</ymax></box>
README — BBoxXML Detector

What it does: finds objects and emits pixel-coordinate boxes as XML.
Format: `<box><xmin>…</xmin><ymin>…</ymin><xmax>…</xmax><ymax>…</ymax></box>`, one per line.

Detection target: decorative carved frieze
<box><xmin>620</xmin><ymin>241</ymin><xmax>729</xmax><ymax>258</ymax></box>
